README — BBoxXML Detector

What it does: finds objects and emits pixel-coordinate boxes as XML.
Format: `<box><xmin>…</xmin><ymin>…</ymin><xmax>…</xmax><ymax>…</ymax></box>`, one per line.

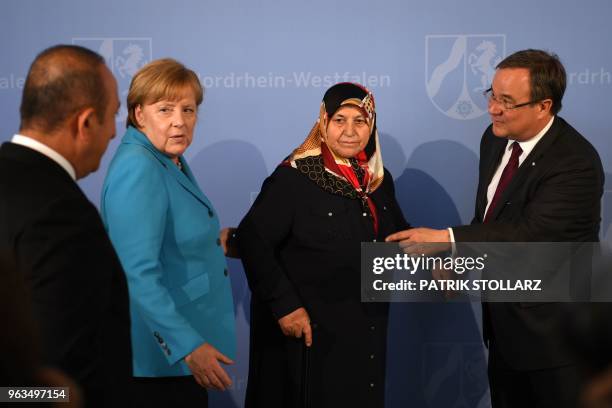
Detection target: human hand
<box><xmin>185</xmin><ymin>343</ymin><xmax>234</xmax><ymax>391</ymax></box>
<box><xmin>385</xmin><ymin>228</ymin><xmax>451</xmax><ymax>255</ymax></box>
<box><xmin>37</xmin><ymin>367</ymin><xmax>82</xmax><ymax>408</ymax></box>
<box><xmin>582</xmin><ymin>365</ymin><xmax>612</xmax><ymax>408</ymax></box>
<box><xmin>220</xmin><ymin>227</ymin><xmax>240</xmax><ymax>258</ymax></box>
<box><xmin>278</xmin><ymin>307</ymin><xmax>312</xmax><ymax>347</ymax></box>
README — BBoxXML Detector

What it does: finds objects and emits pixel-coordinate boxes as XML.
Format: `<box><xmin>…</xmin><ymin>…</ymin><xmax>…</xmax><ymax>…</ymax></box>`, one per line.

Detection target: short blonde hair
<box><xmin>126</xmin><ymin>58</ymin><xmax>203</xmax><ymax>128</ymax></box>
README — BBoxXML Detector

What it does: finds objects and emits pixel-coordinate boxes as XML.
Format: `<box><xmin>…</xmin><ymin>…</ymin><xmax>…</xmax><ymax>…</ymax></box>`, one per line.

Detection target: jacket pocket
<box><xmin>169</xmin><ymin>273</ymin><xmax>210</xmax><ymax>307</ymax></box>
<box><xmin>303</xmin><ymin>203</ymin><xmax>350</xmax><ymax>241</ymax></box>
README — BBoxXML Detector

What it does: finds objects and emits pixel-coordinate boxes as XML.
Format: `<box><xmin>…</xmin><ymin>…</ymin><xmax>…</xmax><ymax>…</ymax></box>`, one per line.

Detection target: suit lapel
<box><xmin>477</xmin><ymin>133</ymin><xmax>506</xmax><ymax>220</ymax></box>
<box><xmin>486</xmin><ymin>117</ymin><xmax>562</xmax><ymax>222</ymax></box>
<box><xmin>121</xmin><ymin>127</ymin><xmax>214</xmax><ymax>212</ymax></box>
<box><xmin>168</xmin><ymin>158</ymin><xmax>214</xmax><ymax>211</ymax></box>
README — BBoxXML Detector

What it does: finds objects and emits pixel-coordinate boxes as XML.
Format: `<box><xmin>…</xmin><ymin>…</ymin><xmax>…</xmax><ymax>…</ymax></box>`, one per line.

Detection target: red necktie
<box><xmin>484</xmin><ymin>142</ymin><xmax>523</xmax><ymax>223</ymax></box>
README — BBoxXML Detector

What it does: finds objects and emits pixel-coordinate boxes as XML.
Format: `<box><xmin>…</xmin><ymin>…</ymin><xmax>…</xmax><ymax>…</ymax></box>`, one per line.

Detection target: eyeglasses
<box><xmin>483</xmin><ymin>88</ymin><xmax>540</xmax><ymax>110</ymax></box>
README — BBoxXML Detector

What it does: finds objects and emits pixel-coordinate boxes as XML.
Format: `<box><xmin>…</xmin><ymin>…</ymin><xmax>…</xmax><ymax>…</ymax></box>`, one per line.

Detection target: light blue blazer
<box><xmin>101</xmin><ymin>126</ymin><xmax>236</xmax><ymax>377</ymax></box>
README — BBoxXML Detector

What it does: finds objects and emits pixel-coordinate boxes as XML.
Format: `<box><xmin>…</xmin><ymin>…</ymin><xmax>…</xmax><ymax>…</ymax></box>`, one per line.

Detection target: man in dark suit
<box><xmin>0</xmin><ymin>45</ymin><xmax>132</xmax><ymax>406</ymax></box>
<box><xmin>387</xmin><ymin>49</ymin><xmax>604</xmax><ymax>407</ymax></box>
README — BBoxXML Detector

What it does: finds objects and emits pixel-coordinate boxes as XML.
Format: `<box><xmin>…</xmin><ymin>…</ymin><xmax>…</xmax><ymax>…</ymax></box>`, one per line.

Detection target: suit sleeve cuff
<box><xmin>268</xmin><ymin>290</ymin><xmax>303</xmax><ymax>321</ymax></box>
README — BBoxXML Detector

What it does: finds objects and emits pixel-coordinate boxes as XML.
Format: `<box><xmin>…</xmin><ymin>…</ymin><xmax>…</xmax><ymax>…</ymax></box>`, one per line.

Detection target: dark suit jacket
<box><xmin>0</xmin><ymin>142</ymin><xmax>132</xmax><ymax>406</ymax></box>
<box><xmin>453</xmin><ymin>116</ymin><xmax>604</xmax><ymax>370</ymax></box>
<box><xmin>238</xmin><ymin>166</ymin><xmax>409</xmax><ymax>408</ymax></box>
<box><xmin>0</xmin><ymin>253</ymin><xmax>43</xmax><ymax>386</ymax></box>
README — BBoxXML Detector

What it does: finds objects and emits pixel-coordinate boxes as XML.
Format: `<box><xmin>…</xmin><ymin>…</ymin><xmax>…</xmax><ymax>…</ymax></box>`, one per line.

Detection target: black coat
<box><xmin>238</xmin><ymin>165</ymin><xmax>409</xmax><ymax>408</ymax></box>
<box><xmin>0</xmin><ymin>142</ymin><xmax>132</xmax><ymax>407</ymax></box>
<box><xmin>453</xmin><ymin>117</ymin><xmax>604</xmax><ymax>370</ymax></box>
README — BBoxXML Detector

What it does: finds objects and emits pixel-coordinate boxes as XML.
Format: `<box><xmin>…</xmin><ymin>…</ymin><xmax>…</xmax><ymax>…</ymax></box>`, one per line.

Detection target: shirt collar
<box><xmin>506</xmin><ymin>116</ymin><xmax>555</xmax><ymax>161</ymax></box>
<box><xmin>11</xmin><ymin>134</ymin><xmax>77</xmax><ymax>180</ymax></box>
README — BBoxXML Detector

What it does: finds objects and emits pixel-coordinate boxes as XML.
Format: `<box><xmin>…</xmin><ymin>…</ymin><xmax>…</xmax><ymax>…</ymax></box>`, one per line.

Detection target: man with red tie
<box><xmin>387</xmin><ymin>49</ymin><xmax>604</xmax><ymax>407</ymax></box>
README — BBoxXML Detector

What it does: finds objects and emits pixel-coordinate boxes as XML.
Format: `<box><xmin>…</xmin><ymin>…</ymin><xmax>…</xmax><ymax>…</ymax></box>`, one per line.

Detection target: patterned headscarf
<box><xmin>283</xmin><ymin>82</ymin><xmax>384</xmax><ymax>233</ymax></box>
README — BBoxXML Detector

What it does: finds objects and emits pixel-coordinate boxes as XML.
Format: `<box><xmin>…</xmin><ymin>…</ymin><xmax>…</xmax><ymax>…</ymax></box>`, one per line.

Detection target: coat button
<box><xmin>362</xmin><ymin>212</ymin><xmax>367</xmax><ymax>217</ymax></box>
<box><xmin>370</xmin><ymin>354</ymin><xmax>375</xmax><ymax>359</ymax></box>
<box><xmin>383</xmin><ymin>206</ymin><xmax>387</xmax><ymax>211</ymax></box>
<box><xmin>216</xmin><ymin>238</ymin><xmax>221</xmax><ymax>246</ymax></box>
<box><xmin>369</xmin><ymin>382</ymin><xmax>375</xmax><ymax>388</ymax></box>
<box><xmin>328</xmin><ymin>212</ymin><xmax>333</xmax><ymax>216</ymax></box>
<box><xmin>370</xmin><ymin>325</ymin><xmax>376</xmax><ymax>331</ymax></box>
<box><xmin>373</xmin><ymin>239</ymin><xmax>377</xmax><ymax>242</ymax></box>
<box><xmin>208</xmin><ymin>209</ymin><xmax>214</xmax><ymax>218</ymax></box>
<box><xmin>224</xmin><ymin>268</ymin><xmax>228</xmax><ymax>277</ymax></box>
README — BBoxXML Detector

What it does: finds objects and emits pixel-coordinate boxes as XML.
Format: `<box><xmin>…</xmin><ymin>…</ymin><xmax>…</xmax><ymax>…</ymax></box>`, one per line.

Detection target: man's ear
<box><xmin>537</xmin><ymin>99</ymin><xmax>553</xmax><ymax>118</ymax></box>
<box><xmin>75</xmin><ymin>107</ymin><xmax>97</xmax><ymax>141</ymax></box>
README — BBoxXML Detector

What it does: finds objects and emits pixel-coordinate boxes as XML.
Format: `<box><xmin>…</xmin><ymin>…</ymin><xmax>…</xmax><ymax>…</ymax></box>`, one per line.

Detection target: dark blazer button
<box><xmin>224</xmin><ymin>268</ymin><xmax>228</xmax><ymax>276</ymax></box>
<box><xmin>216</xmin><ymin>238</ymin><xmax>221</xmax><ymax>246</ymax></box>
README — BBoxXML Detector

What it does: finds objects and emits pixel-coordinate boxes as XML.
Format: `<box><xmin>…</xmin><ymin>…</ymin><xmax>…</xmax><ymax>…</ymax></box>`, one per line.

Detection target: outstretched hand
<box><xmin>386</xmin><ymin>227</ymin><xmax>451</xmax><ymax>255</ymax></box>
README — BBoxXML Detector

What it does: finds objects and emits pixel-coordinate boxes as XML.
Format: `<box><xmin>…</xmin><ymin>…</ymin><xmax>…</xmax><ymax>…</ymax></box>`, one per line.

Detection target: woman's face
<box><xmin>325</xmin><ymin>105</ymin><xmax>370</xmax><ymax>159</ymax></box>
<box><xmin>135</xmin><ymin>88</ymin><xmax>197</xmax><ymax>161</ymax></box>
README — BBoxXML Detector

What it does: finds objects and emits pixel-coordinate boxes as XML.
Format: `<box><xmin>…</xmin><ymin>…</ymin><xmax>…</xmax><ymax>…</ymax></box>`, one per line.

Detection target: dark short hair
<box><xmin>497</xmin><ymin>49</ymin><xmax>566</xmax><ymax>115</ymax></box>
<box><xmin>20</xmin><ymin>44</ymin><xmax>108</xmax><ymax>132</ymax></box>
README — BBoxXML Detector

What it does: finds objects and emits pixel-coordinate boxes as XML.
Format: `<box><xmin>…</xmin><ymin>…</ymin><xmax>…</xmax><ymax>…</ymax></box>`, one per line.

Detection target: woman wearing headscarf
<box><xmin>237</xmin><ymin>82</ymin><xmax>410</xmax><ymax>407</ymax></box>
<box><xmin>101</xmin><ymin>59</ymin><xmax>236</xmax><ymax>407</ymax></box>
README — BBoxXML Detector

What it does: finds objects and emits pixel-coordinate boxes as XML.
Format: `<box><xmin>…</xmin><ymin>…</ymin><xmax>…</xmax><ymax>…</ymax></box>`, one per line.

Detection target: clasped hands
<box><xmin>220</xmin><ymin>228</ymin><xmax>452</xmax><ymax>366</ymax></box>
<box><xmin>386</xmin><ymin>227</ymin><xmax>456</xmax><ymax>298</ymax></box>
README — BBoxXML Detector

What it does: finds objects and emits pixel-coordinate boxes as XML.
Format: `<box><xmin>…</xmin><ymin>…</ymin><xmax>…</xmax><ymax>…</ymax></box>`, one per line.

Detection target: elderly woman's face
<box><xmin>135</xmin><ymin>88</ymin><xmax>197</xmax><ymax>161</ymax></box>
<box><xmin>325</xmin><ymin>106</ymin><xmax>370</xmax><ymax>159</ymax></box>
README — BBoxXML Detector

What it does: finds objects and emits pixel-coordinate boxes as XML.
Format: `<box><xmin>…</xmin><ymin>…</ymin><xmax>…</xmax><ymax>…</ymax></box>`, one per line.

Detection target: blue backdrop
<box><xmin>2</xmin><ymin>1</ymin><xmax>611</xmax><ymax>406</ymax></box>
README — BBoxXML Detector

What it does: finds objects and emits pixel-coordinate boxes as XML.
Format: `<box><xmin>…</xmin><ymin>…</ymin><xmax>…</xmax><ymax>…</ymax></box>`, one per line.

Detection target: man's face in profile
<box><xmin>488</xmin><ymin>68</ymin><xmax>542</xmax><ymax>142</ymax></box>
<box><xmin>82</xmin><ymin>65</ymin><xmax>119</xmax><ymax>177</ymax></box>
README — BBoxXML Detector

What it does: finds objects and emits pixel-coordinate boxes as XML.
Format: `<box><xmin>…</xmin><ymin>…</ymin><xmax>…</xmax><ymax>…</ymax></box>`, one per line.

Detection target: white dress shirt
<box><xmin>448</xmin><ymin>116</ymin><xmax>555</xmax><ymax>243</ymax></box>
<box><xmin>11</xmin><ymin>134</ymin><xmax>76</xmax><ymax>180</ymax></box>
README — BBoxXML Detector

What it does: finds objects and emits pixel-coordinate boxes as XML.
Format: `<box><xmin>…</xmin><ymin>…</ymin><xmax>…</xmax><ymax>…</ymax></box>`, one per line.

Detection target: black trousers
<box><xmin>488</xmin><ymin>343</ymin><xmax>586</xmax><ymax>408</ymax></box>
<box><xmin>130</xmin><ymin>376</ymin><xmax>208</xmax><ymax>408</ymax></box>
